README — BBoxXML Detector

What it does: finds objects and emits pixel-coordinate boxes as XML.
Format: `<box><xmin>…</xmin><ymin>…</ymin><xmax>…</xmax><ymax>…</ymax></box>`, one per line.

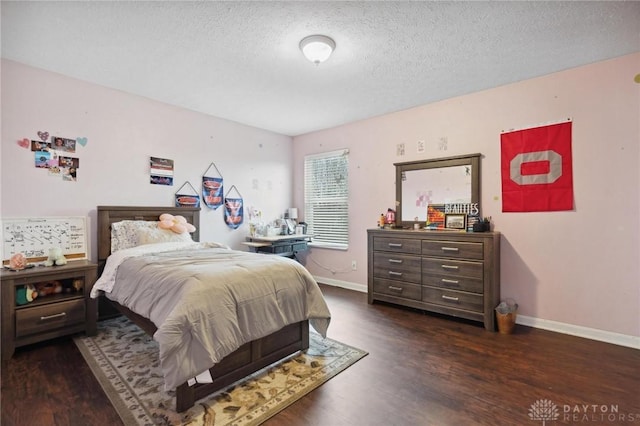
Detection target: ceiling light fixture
<box><xmin>299</xmin><ymin>35</ymin><xmax>336</xmax><ymax>64</ymax></box>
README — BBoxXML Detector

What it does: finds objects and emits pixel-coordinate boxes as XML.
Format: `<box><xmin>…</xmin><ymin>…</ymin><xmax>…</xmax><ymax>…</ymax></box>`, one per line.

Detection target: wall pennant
<box><xmin>223</xmin><ymin>185</ymin><xmax>244</xmax><ymax>229</ymax></box>
<box><xmin>174</xmin><ymin>181</ymin><xmax>200</xmax><ymax>208</ymax></box>
<box><xmin>202</xmin><ymin>163</ymin><xmax>224</xmax><ymax>210</ymax></box>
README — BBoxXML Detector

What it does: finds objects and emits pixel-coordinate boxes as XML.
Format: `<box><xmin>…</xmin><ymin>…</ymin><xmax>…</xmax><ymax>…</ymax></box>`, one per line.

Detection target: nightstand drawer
<box><xmin>15</xmin><ymin>299</ymin><xmax>85</xmax><ymax>338</ymax></box>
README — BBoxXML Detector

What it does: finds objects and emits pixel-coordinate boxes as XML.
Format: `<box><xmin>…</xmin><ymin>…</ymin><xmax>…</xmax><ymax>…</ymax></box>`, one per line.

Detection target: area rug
<box><xmin>74</xmin><ymin>317</ymin><xmax>367</xmax><ymax>426</ymax></box>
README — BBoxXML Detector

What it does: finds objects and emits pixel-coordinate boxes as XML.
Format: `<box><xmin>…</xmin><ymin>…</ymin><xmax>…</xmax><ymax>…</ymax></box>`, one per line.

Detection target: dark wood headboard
<box><xmin>96</xmin><ymin>206</ymin><xmax>200</xmax><ymax>268</ymax></box>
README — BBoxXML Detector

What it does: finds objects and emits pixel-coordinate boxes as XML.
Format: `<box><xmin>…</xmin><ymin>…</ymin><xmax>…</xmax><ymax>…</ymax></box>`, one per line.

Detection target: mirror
<box><xmin>395</xmin><ymin>153</ymin><xmax>481</xmax><ymax>227</ymax></box>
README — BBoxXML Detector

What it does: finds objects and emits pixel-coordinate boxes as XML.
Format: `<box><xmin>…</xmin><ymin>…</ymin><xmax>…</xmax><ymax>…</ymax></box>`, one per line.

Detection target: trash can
<box><xmin>495</xmin><ymin>298</ymin><xmax>518</xmax><ymax>334</ymax></box>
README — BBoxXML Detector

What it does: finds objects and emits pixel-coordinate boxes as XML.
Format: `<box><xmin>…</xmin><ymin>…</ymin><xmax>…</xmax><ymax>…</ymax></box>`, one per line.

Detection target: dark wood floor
<box><xmin>2</xmin><ymin>284</ymin><xmax>639</xmax><ymax>425</ymax></box>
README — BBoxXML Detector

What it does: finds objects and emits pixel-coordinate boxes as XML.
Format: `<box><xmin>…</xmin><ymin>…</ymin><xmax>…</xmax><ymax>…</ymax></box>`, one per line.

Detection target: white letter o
<box><xmin>510</xmin><ymin>150</ymin><xmax>562</xmax><ymax>185</ymax></box>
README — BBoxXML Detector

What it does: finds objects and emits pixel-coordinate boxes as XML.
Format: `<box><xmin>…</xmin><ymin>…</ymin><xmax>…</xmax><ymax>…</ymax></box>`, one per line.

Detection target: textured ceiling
<box><xmin>2</xmin><ymin>1</ymin><xmax>639</xmax><ymax>136</ymax></box>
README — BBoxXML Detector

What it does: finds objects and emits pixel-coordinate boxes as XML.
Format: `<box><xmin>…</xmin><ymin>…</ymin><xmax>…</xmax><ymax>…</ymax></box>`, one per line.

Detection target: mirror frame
<box><xmin>395</xmin><ymin>153</ymin><xmax>481</xmax><ymax>228</ymax></box>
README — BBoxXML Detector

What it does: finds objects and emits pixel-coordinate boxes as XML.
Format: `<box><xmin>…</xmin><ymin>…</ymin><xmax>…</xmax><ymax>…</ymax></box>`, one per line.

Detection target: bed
<box><xmin>93</xmin><ymin>205</ymin><xmax>331</xmax><ymax>412</ymax></box>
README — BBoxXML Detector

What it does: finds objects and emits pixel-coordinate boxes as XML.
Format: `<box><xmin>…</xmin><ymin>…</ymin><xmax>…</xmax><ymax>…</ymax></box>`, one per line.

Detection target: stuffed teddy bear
<box><xmin>158</xmin><ymin>213</ymin><xmax>196</xmax><ymax>234</ymax></box>
<box><xmin>37</xmin><ymin>281</ymin><xmax>63</xmax><ymax>297</ymax></box>
<box><xmin>44</xmin><ymin>247</ymin><xmax>67</xmax><ymax>266</ymax></box>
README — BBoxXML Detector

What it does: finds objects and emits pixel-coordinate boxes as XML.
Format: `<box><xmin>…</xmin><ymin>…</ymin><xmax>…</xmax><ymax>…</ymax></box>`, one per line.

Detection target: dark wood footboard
<box><xmin>106</xmin><ymin>299</ymin><xmax>309</xmax><ymax>412</ymax></box>
<box><xmin>176</xmin><ymin>319</ymin><xmax>309</xmax><ymax>412</ymax></box>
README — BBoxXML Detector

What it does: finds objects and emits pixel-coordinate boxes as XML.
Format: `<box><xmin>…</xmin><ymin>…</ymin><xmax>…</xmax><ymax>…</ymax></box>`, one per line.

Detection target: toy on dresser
<box><xmin>44</xmin><ymin>247</ymin><xmax>67</xmax><ymax>266</ymax></box>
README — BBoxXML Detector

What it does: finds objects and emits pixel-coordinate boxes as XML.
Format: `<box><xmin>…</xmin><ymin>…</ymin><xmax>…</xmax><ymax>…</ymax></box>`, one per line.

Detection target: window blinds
<box><xmin>304</xmin><ymin>149</ymin><xmax>349</xmax><ymax>249</ymax></box>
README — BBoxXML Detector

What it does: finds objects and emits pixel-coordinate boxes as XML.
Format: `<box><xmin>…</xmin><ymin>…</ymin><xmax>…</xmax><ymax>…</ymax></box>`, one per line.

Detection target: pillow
<box><xmin>110</xmin><ymin>220</ymin><xmax>158</xmax><ymax>252</ymax></box>
<box><xmin>158</xmin><ymin>213</ymin><xmax>197</xmax><ymax>234</ymax></box>
<box><xmin>137</xmin><ymin>226</ymin><xmax>193</xmax><ymax>246</ymax></box>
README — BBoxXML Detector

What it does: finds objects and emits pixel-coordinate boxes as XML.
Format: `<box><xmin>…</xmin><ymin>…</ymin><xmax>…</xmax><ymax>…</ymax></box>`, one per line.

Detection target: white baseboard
<box><xmin>516</xmin><ymin>315</ymin><xmax>640</xmax><ymax>350</ymax></box>
<box><xmin>313</xmin><ymin>276</ymin><xmax>367</xmax><ymax>293</ymax></box>
<box><xmin>314</xmin><ymin>277</ymin><xmax>640</xmax><ymax>350</ymax></box>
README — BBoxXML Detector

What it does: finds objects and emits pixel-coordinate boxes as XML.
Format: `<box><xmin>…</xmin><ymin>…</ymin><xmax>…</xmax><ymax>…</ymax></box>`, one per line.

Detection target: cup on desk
<box><xmin>295</xmin><ymin>225</ymin><xmax>304</xmax><ymax>235</ymax></box>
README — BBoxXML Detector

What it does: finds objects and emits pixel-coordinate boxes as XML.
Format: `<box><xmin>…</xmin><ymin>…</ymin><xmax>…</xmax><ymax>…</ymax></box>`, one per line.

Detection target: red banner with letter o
<box><xmin>501</xmin><ymin>122</ymin><xmax>573</xmax><ymax>212</ymax></box>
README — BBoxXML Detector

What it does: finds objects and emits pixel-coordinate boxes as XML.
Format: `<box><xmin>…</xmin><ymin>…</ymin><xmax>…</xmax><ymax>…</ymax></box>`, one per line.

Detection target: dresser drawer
<box><xmin>373</xmin><ymin>237</ymin><xmax>422</xmax><ymax>254</ymax></box>
<box><xmin>373</xmin><ymin>278</ymin><xmax>421</xmax><ymax>301</ymax></box>
<box><xmin>423</xmin><ymin>274</ymin><xmax>483</xmax><ymax>294</ymax></box>
<box><xmin>422</xmin><ymin>287</ymin><xmax>483</xmax><ymax>312</ymax></box>
<box><xmin>422</xmin><ymin>257</ymin><xmax>483</xmax><ymax>280</ymax></box>
<box><xmin>374</xmin><ymin>252</ymin><xmax>421</xmax><ymax>283</ymax></box>
<box><xmin>422</xmin><ymin>240</ymin><xmax>483</xmax><ymax>260</ymax></box>
<box><xmin>15</xmin><ymin>299</ymin><xmax>85</xmax><ymax>338</ymax></box>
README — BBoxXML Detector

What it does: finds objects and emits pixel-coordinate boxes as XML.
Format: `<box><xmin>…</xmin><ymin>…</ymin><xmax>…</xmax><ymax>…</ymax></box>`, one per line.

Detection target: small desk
<box><xmin>242</xmin><ymin>234</ymin><xmax>313</xmax><ymax>259</ymax></box>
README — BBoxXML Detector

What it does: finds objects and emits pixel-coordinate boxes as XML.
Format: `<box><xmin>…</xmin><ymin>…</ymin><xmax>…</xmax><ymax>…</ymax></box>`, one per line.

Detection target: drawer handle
<box><xmin>441</xmin><ymin>278</ymin><xmax>459</xmax><ymax>284</ymax></box>
<box><xmin>40</xmin><ymin>312</ymin><xmax>67</xmax><ymax>321</ymax></box>
<box><xmin>441</xmin><ymin>295</ymin><xmax>459</xmax><ymax>302</ymax></box>
<box><xmin>441</xmin><ymin>247</ymin><xmax>459</xmax><ymax>252</ymax></box>
<box><xmin>388</xmin><ymin>259</ymin><xmax>403</xmax><ymax>264</ymax></box>
<box><xmin>441</xmin><ymin>265</ymin><xmax>459</xmax><ymax>270</ymax></box>
<box><xmin>388</xmin><ymin>243</ymin><xmax>403</xmax><ymax>248</ymax></box>
<box><xmin>388</xmin><ymin>286</ymin><xmax>403</xmax><ymax>293</ymax></box>
<box><xmin>388</xmin><ymin>271</ymin><xmax>403</xmax><ymax>277</ymax></box>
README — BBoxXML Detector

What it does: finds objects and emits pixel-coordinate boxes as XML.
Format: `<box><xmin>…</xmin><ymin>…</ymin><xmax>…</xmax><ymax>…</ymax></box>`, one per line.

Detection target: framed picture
<box><xmin>285</xmin><ymin>218</ymin><xmax>297</xmax><ymax>234</ymax></box>
<box><xmin>445</xmin><ymin>214</ymin><xmax>467</xmax><ymax>230</ymax></box>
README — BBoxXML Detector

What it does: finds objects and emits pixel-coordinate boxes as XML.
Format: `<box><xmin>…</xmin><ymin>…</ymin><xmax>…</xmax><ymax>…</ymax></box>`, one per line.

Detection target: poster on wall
<box><xmin>150</xmin><ymin>156</ymin><xmax>174</xmax><ymax>186</ymax></box>
<box><xmin>500</xmin><ymin>120</ymin><xmax>573</xmax><ymax>212</ymax></box>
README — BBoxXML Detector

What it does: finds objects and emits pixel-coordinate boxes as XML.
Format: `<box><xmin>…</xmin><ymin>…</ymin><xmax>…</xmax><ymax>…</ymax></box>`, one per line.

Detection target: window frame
<box><xmin>303</xmin><ymin>148</ymin><xmax>349</xmax><ymax>250</ymax></box>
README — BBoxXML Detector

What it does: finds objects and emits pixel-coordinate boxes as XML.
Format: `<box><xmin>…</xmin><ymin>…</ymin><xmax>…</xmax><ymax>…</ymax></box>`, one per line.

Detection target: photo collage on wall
<box><xmin>24</xmin><ymin>131</ymin><xmax>85</xmax><ymax>182</ymax></box>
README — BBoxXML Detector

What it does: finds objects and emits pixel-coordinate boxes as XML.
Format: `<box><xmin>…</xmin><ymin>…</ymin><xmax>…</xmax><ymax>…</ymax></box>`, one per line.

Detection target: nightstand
<box><xmin>1</xmin><ymin>260</ymin><xmax>97</xmax><ymax>360</ymax></box>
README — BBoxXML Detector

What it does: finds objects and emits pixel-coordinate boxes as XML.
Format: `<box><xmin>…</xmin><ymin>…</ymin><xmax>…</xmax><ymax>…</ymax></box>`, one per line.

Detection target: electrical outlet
<box><xmin>351</xmin><ymin>260</ymin><xmax>357</xmax><ymax>271</ymax></box>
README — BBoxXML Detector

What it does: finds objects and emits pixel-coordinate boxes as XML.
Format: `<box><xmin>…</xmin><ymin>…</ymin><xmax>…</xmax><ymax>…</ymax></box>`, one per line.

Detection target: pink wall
<box><xmin>292</xmin><ymin>53</ymin><xmax>640</xmax><ymax>340</ymax></box>
<box><xmin>3</xmin><ymin>55</ymin><xmax>638</xmax><ymax>342</ymax></box>
<box><xmin>1</xmin><ymin>59</ymin><xmax>294</xmax><ymax>259</ymax></box>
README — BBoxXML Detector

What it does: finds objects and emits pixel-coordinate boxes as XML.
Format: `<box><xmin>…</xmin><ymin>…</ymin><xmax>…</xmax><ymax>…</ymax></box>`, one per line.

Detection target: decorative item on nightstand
<box><xmin>473</xmin><ymin>217</ymin><xmax>491</xmax><ymax>232</ymax></box>
<box><xmin>43</xmin><ymin>247</ymin><xmax>67</xmax><ymax>266</ymax></box>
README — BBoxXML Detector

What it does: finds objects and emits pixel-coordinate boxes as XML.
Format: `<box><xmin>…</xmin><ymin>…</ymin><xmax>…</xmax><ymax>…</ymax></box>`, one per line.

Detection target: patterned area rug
<box><xmin>74</xmin><ymin>317</ymin><xmax>367</xmax><ymax>425</ymax></box>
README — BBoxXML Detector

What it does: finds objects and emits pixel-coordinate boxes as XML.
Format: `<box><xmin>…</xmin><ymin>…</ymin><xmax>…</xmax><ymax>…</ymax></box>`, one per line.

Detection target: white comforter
<box><xmin>92</xmin><ymin>242</ymin><xmax>331</xmax><ymax>390</ymax></box>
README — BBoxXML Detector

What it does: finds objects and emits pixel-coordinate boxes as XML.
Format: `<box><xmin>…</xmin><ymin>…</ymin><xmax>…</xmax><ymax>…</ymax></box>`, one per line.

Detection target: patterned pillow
<box><xmin>137</xmin><ymin>226</ymin><xmax>193</xmax><ymax>246</ymax></box>
<box><xmin>110</xmin><ymin>220</ymin><xmax>158</xmax><ymax>252</ymax></box>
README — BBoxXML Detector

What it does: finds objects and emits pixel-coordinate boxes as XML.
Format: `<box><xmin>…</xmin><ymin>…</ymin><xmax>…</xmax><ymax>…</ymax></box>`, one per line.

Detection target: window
<box><xmin>304</xmin><ymin>149</ymin><xmax>349</xmax><ymax>249</ymax></box>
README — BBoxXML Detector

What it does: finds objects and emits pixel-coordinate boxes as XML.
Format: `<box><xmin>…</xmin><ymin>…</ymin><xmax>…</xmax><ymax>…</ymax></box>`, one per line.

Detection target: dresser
<box><xmin>1</xmin><ymin>260</ymin><xmax>98</xmax><ymax>360</ymax></box>
<box><xmin>367</xmin><ymin>229</ymin><xmax>500</xmax><ymax>331</ymax></box>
